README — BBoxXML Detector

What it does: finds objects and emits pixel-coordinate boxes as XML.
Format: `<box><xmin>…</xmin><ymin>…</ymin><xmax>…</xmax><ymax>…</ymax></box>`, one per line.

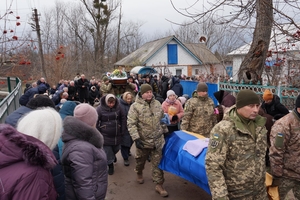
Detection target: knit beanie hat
<box><xmin>26</xmin><ymin>94</ymin><xmax>55</xmax><ymax>109</ymax></box>
<box><xmin>17</xmin><ymin>107</ymin><xmax>62</xmax><ymax>150</ymax></box>
<box><xmin>59</xmin><ymin>101</ymin><xmax>77</xmax><ymax>120</ymax></box>
<box><xmin>178</xmin><ymin>96</ymin><xmax>187</xmax><ymax>105</ymax></box>
<box><xmin>296</xmin><ymin>95</ymin><xmax>300</xmax><ymax>108</ymax></box>
<box><xmin>37</xmin><ymin>84</ymin><xmax>48</xmax><ymax>94</ymax></box>
<box><xmin>197</xmin><ymin>82</ymin><xmax>208</xmax><ymax>92</ymax></box>
<box><xmin>140</xmin><ymin>84</ymin><xmax>152</xmax><ymax>95</ymax></box>
<box><xmin>236</xmin><ymin>89</ymin><xmax>260</xmax><ymax>109</ymax></box>
<box><xmin>105</xmin><ymin>94</ymin><xmax>116</xmax><ymax>105</ymax></box>
<box><xmin>102</xmin><ymin>76</ymin><xmax>109</xmax><ymax>82</ymax></box>
<box><xmin>74</xmin><ymin>103</ymin><xmax>98</xmax><ymax>127</ymax></box>
<box><xmin>263</xmin><ymin>89</ymin><xmax>273</xmax><ymax>101</ymax></box>
<box><xmin>167</xmin><ymin>90</ymin><xmax>176</xmax><ymax>98</ymax></box>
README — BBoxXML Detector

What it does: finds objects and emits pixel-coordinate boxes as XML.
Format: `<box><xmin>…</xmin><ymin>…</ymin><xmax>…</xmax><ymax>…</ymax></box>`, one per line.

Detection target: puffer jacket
<box><xmin>0</xmin><ymin>124</ymin><xmax>57</xmax><ymax>200</ymax></box>
<box><xmin>61</xmin><ymin>116</ymin><xmax>107</xmax><ymax>200</ymax></box>
<box><xmin>19</xmin><ymin>84</ymin><xmax>48</xmax><ymax>106</ymax></box>
<box><xmin>96</xmin><ymin>95</ymin><xmax>126</xmax><ymax>146</ymax></box>
<box><xmin>269</xmin><ymin>109</ymin><xmax>300</xmax><ymax>181</ymax></box>
<box><xmin>5</xmin><ymin>106</ymin><xmax>32</xmax><ymax>127</ymax></box>
<box><xmin>127</xmin><ymin>93</ymin><xmax>166</xmax><ymax>149</ymax></box>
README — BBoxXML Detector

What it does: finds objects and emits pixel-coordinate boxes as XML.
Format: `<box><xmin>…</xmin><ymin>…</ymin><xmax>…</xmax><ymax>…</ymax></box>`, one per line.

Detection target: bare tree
<box><xmin>174</xmin><ymin>19</ymin><xmax>248</xmax><ymax>56</ymax></box>
<box><xmin>170</xmin><ymin>0</ymin><xmax>300</xmax><ymax>84</ymax></box>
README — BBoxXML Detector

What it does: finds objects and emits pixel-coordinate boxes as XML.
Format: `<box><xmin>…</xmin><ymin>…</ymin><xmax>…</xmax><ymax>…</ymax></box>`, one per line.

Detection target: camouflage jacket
<box><xmin>269</xmin><ymin>110</ymin><xmax>300</xmax><ymax>181</ymax></box>
<box><xmin>100</xmin><ymin>83</ymin><xmax>112</xmax><ymax>96</ymax></box>
<box><xmin>127</xmin><ymin>93</ymin><xmax>165</xmax><ymax>149</ymax></box>
<box><xmin>205</xmin><ymin>106</ymin><xmax>267</xmax><ymax>200</ymax></box>
<box><xmin>181</xmin><ymin>95</ymin><xmax>217</xmax><ymax>137</ymax></box>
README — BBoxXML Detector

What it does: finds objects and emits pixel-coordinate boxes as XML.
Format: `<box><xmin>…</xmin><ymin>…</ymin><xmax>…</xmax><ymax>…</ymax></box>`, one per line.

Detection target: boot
<box><xmin>155</xmin><ymin>184</ymin><xmax>168</xmax><ymax>197</ymax></box>
<box><xmin>124</xmin><ymin>160</ymin><xmax>130</xmax><ymax>166</ymax></box>
<box><xmin>108</xmin><ymin>163</ymin><xmax>114</xmax><ymax>175</ymax></box>
<box><xmin>136</xmin><ymin>173</ymin><xmax>144</xmax><ymax>184</ymax></box>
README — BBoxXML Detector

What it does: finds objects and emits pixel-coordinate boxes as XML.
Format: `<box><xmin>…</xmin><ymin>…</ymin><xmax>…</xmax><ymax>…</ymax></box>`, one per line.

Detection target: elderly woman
<box><xmin>161</xmin><ymin>90</ymin><xmax>184</xmax><ymax>125</ymax></box>
<box><xmin>119</xmin><ymin>92</ymin><xmax>134</xmax><ymax>166</ymax></box>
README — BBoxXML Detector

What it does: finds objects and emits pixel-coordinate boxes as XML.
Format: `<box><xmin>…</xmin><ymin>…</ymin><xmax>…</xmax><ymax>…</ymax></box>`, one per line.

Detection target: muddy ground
<box><xmin>105</xmin><ymin>146</ymin><xmax>212</xmax><ymax>200</ymax></box>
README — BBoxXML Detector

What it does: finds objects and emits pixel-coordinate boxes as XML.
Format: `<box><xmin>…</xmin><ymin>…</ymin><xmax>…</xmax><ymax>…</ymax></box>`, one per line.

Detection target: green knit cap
<box><xmin>102</xmin><ymin>76</ymin><xmax>109</xmax><ymax>82</ymax></box>
<box><xmin>140</xmin><ymin>84</ymin><xmax>152</xmax><ymax>95</ymax></box>
<box><xmin>236</xmin><ymin>89</ymin><xmax>260</xmax><ymax>109</ymax></box>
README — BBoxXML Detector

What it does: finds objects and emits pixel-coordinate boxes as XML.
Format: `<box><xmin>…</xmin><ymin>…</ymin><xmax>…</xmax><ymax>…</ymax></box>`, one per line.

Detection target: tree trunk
<box><xmin>238</xmin><ymin>0</ymin><xmax>273</xmax><ymax>84</ymax></box>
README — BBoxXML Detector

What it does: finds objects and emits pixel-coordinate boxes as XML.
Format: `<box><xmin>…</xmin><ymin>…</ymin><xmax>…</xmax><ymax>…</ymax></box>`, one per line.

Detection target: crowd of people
<box><xmin>1</xmin><ymin>72</ymin><xmax>299</xmax><ymax>200</ymax></box>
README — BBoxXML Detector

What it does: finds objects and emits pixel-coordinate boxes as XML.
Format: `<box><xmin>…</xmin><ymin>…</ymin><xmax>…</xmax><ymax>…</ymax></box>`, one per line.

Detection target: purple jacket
<box><xmin>62</xmin><ymin>116</ymin><xmax>108</xmax><ymax>200</ymax></box>
<box><xmin>0</xmin><ymin>124</ymin><xmax>57</xmax><ymax>200</ymax></box>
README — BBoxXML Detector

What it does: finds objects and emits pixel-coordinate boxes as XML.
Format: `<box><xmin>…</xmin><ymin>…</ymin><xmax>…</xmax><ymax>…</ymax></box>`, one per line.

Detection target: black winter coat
<box><xmin>119</xmin><ymin>95</ymin><xmax>133</xmax><ymax>147</ymax></box>
<box><xmin>88</xmin><ymin>89</ymin><xmax>100</xmax><ymax>105</ymax></box>
<box><xmin>96</xmin><ymin>95</ymin><xmax>126</xmax><ymax>146</ymax></box>
<box><xmin>170</xmin><ymin>77</ymin><xmax>183</xmax><ymax>97</ymax></box>
<box><xmin>160</xmin><ymin>76</ymin><xmax>169</xmax><ymax>99</ymax></box>
<box><xmin>261</xmin><ymin>95</ymin><xmax>289</xmax><ymax>120</ymax></box>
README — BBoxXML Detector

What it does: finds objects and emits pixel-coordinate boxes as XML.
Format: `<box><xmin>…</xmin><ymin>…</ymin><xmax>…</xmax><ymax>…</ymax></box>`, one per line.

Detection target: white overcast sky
<box><xmin>0</xmin><ymin>0</ymin><xmax>200</xmax><ymax>35</ymax></box>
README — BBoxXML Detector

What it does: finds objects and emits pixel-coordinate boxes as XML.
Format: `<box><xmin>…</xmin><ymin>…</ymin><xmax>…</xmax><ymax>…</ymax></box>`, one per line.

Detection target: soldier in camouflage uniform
<box><xmin>181</xmin><ymin>82</ymin><xmax>217</xmax><ymax>137</ymax></box>
<box><xmin>269</xmin><ymin>95</ymin><xmax>300</xmax><ymax>199</ymax></box>
<box><xmin>127</xmin><ymin>84</ymin><xmax>169</xmax><ymax>197</ymax></box>
<box><xmin>100</xmin><ymin>76</ymin><xmax>112</xmax><ymax>97</ymax></box>
<box><xmin>206</xmin><ymin>89</ymin><xmax>268</xmax><ymax>200</ymax></box>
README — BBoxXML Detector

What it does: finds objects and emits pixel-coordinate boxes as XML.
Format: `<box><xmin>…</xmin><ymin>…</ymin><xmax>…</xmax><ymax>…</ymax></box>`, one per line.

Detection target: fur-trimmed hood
<box><xmin>62</xmin><ymin>116</ymin><xmax>104</xmax><ymax>148</ymax></box>
<box><xmin>0</xmin><ymin>124</ymin><xmax>57</xmax><ymax>170</ymax></box>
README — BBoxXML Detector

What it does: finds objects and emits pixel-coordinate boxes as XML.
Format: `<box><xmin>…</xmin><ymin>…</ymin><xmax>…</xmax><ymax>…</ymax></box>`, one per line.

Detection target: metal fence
<box><xmin>0</xmin><ymin>77</ymin><xmax>22</xmax><ymax>123</ymax></box>
<box><xmin>181</xmin><ymin>80</ymin><xmax>297</xmax><ymax>110</ymax></box>
<box><xmin>218</xmin><ymin>81</ymin><xmax>298</xmax><ymax>110</ymax></box>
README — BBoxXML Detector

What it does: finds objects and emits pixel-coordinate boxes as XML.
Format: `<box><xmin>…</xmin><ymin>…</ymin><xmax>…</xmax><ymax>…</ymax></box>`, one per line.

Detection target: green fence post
<box><xmin>7</xmin><ymin>77</ymin><xmax>11</xmax><ymax>93</ymax></box>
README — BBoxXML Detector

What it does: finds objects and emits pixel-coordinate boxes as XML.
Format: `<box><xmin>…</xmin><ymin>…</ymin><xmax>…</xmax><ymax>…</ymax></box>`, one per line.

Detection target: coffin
<box><xmin>111</xmin><ymin>78</ymin><xmax>127</xmax><ymax>86</ymax></box>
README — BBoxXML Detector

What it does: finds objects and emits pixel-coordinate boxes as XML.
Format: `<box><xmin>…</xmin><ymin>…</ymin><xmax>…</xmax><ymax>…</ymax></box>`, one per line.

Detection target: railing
<box><xmin>219</xmin><ymin>81</ymin><xmax>298</xmax><ymax>110</ymax></box>
<box><xmin>0</xmin><ymin>77</ymin><xmax>22</xmax><ymax>123</ymax></box>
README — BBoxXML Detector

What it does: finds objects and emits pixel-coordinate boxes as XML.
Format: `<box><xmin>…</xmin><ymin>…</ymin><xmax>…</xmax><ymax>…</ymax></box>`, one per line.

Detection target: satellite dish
<box><xmin>199</xmin><ymin>36</ymin><xmax>207</xmax><ymax>43</ymax></box>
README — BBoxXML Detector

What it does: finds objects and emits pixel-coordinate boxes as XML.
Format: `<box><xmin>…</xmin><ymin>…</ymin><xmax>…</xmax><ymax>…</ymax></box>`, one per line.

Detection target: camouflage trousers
<box><xmin>278</xmin><ymin>178</ymin><xmax>300</xmax><ymax>200</ymax></box>
<box><xmin>134</xmin><ymin>147</ymin><xmax>164</xmax><ymax>185</ymax></box>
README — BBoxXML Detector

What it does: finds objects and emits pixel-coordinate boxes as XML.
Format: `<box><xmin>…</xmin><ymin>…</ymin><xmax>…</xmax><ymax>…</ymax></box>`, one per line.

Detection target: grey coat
<box><xmin>62</xmin><ymin>116</ymin><xmax>107</xmax><ymax>200</ymax></box>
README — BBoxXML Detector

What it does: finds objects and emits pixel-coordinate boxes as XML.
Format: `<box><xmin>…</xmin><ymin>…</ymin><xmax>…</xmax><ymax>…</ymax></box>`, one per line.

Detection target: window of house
<box><xmin>226</xmin><ymin>66</ymin><xmax>233</xmax><ymax>77</ymax></box>
<box><xmin>167</xmin><ymin>44</ymin><xmax>178</xmax><ymax>64</ymax></box>
<box><xmin>176</xmin><ymin>69</ymin><xmax>182</xmax><ymax>76</ymax></box>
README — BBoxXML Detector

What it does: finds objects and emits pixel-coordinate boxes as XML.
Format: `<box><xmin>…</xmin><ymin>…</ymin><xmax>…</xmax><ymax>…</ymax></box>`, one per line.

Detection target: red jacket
<box><xmin>0</xmin><ymin>124</ymin><xmax>57</xmax><ymax>200</ymax></box>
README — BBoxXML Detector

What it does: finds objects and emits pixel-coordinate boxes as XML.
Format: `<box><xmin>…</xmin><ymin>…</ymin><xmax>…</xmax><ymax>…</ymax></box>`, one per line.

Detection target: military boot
<box><xmin>155</xmin><ymin>184</ymin><xmax>168</xmax><ymax>197</ymax></box>
<box><xmin>136</xmin><ymin>173</ymin><xmax>144</xmax><ymax>184</ymax></box>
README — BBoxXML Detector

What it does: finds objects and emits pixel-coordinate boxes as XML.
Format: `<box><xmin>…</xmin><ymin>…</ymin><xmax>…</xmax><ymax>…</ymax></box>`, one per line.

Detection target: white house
<box><xmin>114</xmin><ymin>35</ymin><xmax>221</xmax><ymax>78</ymax></box>
<box><xmin>228</xmin><ymin>24</ymin><xmax>300</xmax><ymax>85</ymax></box>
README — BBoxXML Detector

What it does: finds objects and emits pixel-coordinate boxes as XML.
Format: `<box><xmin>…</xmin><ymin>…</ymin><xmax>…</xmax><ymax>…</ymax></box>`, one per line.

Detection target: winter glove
<box><xmin>271</xmin><ymin>176</ymin><xmax>281</xmax><ymax>187</ymax></box>
<box><xmin>135</xmin><ymin>138</ymin><xmax>144</xmax><ymax>149</ymax></box>
<box><xmin>171</xmin><ymin>115</ymin><xmax>178</xmax><ymax>121</ymax></box>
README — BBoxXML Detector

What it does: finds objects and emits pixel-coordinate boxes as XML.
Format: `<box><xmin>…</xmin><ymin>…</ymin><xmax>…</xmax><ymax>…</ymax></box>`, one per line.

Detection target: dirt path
<box><xmin>105</xmin><ymin>146</ymin><xmax>212</xmax><ymax>200</ymax></box>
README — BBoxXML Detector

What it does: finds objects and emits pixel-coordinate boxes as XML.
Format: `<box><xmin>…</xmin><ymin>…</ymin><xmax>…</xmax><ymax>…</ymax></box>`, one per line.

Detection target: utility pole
<box><xmin>32</xmin><ymin>8</ymin><xmax>46</xmax><ymax>78</ymax></box>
